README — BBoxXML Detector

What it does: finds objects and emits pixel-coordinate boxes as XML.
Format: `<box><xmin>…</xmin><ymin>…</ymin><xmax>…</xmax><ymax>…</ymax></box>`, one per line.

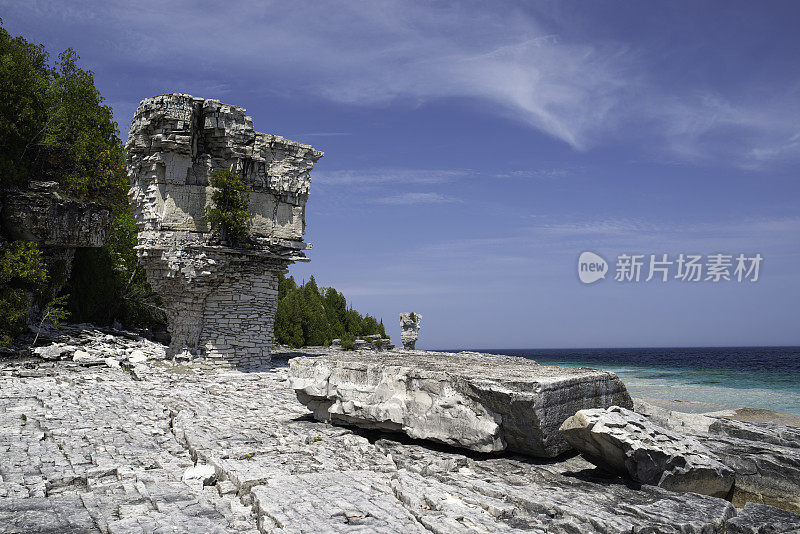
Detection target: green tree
<box><xmin>0</xmin><ymin>22</ymin><xmax>162</xmax><ymax>337</ymax></box>
<box><xmin>0</xmin><ymin>242</ymin><xmax>49</xmax><ymax>345</ymax></box>
<box><xmin>0</xmin><ymin>21</ymin><xmax>127</xmax><ymax>203</ymax></box>
<box><xmin>274</xmin><ymin>289</ymin><xmax>305</xmax><ymax>348</ymax></box>
<box><xmin>360</xmin><ymin>314</ymin><xmax>381</xmax><ymax>337</ymax></box>
<box><xmin>206</xmin><ymin>169</ymin><xmax>251</xmax><ymax>245</ymax></box>
<box><xmin>272</xmin><ymin>273</ymin><xmax>388</xmax><ymax>348</ymax></box>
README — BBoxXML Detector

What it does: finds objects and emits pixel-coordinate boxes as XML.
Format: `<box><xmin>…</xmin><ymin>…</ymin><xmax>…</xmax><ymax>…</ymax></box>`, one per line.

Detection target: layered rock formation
<box><xmin>399</xmin><ymin>312</ymin><xmax>421</xmax><ymax>349</ymax></box>
<box><xmin>288</xmin><ymin>350</ymin><xmax>633</xmax><ymax>456</ymax></box>
<box><xmin>125</xmin><ymin>93</ymin><xmax>322</xmax><ymax>364</ymax></box>
<box><xmin>634</xmin><ymin>400</ymin><xmax>800</xmax><ymax>513</ymax></box>
<box><xmin>1</xmin><ymin>180</ymin><xmax>111</xmax><ymax>295</ymax></box>
<box><xmin>560</xmin><ymin>406</ymin><xmax>735</xmax><ymax>498</ymax></box>
<box><xmin>330</xmin><ymin>334</ymin><xmax>395</xmax><ymax>351</ymax></box>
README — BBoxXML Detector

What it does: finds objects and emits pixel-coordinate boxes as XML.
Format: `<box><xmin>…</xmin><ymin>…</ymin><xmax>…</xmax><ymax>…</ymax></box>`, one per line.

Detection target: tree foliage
<box><xmin>0</xmin><ymin>20</ymin><xmax>127</xmax><ymax>204</ymax></box>
<box><xmin>0</xmin><ymin>22</ymin><xmax>163</xmax><ymax>340</ymax></box>
<box><xmin>274</xmin><ymin>274</ymin><xmax>387</xmax><ymax>348</ymax></box>
<box><xmin>206</xmin><ymin>169</ymin><xmax>251</xmax><ymax>246</ymax></box>
<box><xmin>64</xmin><ymin>205</ymin><xmax>166</xmax><ymax>329</ymax></box>
<box><xmin>0</xmin><ymin>242</ymin><xmax>49</xmax><ymax>345</ymax></box>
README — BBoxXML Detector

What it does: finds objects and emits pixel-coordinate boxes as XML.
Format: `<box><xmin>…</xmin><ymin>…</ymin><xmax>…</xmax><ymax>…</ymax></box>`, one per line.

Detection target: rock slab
<box><xmin>634</xmin><ymin>399</ymin><xmax>800</xmax><ymax>513</ymax></box>
<box><xmin>560</xmin><ymin>406</ymin><xmax>735</xmax><ymax>498</ymax></box>
<box><xmin>289</xmin><ymin>350</ymin><xmax>633</xmax><ymax>457</ymax></box>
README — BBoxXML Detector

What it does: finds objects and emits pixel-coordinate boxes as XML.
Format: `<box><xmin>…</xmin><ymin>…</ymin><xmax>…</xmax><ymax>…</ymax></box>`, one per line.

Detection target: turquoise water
<box><xmin>466</xmin><ymin>347</ymin><xmax>800</xmax><ymax>416</ymax></box>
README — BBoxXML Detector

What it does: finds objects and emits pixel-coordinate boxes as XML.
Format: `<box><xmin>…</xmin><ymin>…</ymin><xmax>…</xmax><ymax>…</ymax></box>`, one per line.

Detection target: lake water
<box><xmin>462</xmin><ymin>347</ymin><xmax>800</xmax><ymax>415</ymax></box>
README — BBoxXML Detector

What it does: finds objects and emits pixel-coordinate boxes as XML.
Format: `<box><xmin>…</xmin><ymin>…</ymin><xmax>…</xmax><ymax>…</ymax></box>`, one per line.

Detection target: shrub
<box><xmin>340</xmin><ymin>332</ymin><xmax>356</xmax><ymax>351</ymax></box>
<box><xmin>205</xmin><ymin>169</ymin><xmax>251</xmax><ymax>245</ymax></box>
<box><xmin>0</xmin><ymin>241</ymin><xmax>49</xmax><ymax>345</ymax></box>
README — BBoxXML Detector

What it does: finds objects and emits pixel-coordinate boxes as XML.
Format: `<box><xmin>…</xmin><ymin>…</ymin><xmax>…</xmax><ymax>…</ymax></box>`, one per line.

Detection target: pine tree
<box><xmin>206</xmin><ymin>169</ymin><xmax>251</xmax><ymax>245</ymax></box>
<box><xmin>272</xmin><ymin>273</ymin><xmax>387</xmax><ymax>348</ymax></box>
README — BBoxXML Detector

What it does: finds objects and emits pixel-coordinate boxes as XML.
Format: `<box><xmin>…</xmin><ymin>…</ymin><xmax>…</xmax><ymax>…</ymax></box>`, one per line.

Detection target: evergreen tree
<box><xmin>0</xmin><ymin>21</ymin><xmax>163</xmax><ymax>340</ymax></box>
<box><xmin>272</xmin><ymin>273</ymin><xmax>388</xmax><ymax>348</ymax></box>
<box><xmin>0</xmin><ymin>21</ymin><xmax>127</xmax><ymax>201</ymax></box>
<box><xmin>206</xmin><ymin>169</ymin><xmax>251</xmax><ymax>245</ymax></box>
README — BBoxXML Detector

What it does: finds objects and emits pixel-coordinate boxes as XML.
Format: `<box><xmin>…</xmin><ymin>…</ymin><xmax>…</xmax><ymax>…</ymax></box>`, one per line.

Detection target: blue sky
<box><xmin>3</xmin><ymin>1</ymin><xmax>799</xmax><ymax>348</ymax></box>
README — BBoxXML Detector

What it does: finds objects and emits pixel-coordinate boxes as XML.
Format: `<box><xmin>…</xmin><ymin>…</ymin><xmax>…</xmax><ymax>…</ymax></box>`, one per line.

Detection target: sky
<box><xmin>3</xmin><ymin>1</ymin><xmax>799</xmax><ymax>349</ymax></box>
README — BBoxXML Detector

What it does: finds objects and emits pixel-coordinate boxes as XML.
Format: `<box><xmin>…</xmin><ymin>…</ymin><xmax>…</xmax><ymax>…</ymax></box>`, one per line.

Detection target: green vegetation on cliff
<box><xmin>0</xmin><ymin>20</ymin><xmax>126</xmax><ymax>202</ymax></box>
<box><xmin>206</xmin><ymin>169</ymin><xmax>251</xmax><ymax>246</ymax></box>
<box><xmin>0</xmin><ymin>242</ymin><xmax>49</xmax><ymax>345</ymax></box>
<box><xmin>0</xmin><ymin>22</ymin><xmax>164</xmax><ymax>344</ymax></box>
<box><xmin>274</xmin><ymin>275</ymin><xmax>387</xmax><ymax>348</ymax></box>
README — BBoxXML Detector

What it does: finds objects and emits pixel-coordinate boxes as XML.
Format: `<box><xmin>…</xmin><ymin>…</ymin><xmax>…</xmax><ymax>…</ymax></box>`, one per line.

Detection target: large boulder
<box><xmin>705</xmin><ymin>419</ymin><xmax>800</xmax><ymax>512</ymax></box>
<box><xmin>560</xmin><ymin>406</ymin><xmax>735</xmax><ymax>498</ymax></box>
<box><xmin>634</xmin><ymin>400</ymin><xmax>800</xmax><ymax>513</ymax></box>
<box><xmin>288</xmin><ymin>350</ymin><xmax>632</xmax><ymax>457</ymax></box>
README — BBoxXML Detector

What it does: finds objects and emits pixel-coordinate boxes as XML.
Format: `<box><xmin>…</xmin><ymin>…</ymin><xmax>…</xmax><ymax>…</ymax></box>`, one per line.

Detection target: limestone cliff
<box><xmin>1</xmin><ymin>180</ymin><xmax>111</xmax><ymax>295</ymax></box>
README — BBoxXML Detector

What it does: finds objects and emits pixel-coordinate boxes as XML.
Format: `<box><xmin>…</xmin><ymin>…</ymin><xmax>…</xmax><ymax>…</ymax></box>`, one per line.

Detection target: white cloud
<box><xmin>412</xmin><ymin>216</ymin><xmax>800</xmax><ymax>260</ymax></box>
<box><xmin>376</xmin><ymin>192</ymin><xmax>459</xmax><ymax>205</ymax></box>
<box><xmin>314</xmin><ymin>168</ymin><xmax>470</xmax><ymax>186</ymax></box>
<box><xmin>10</xmin><ymin>0</ymin><xmax>800</xmax><ymax>166</ymax></box>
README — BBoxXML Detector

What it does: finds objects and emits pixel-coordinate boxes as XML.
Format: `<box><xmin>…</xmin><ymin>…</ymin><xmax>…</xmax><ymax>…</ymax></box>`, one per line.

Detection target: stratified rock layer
<box><xmin>634</xmin><ymin>400</ymin><xmax>800</xmax><ymax>513</ymax></box>
<box><xmin>560</xmin><ymin>406</ymin><xmax>735</xmax><ymax>498</ymax></box>
<box><xmin>288</xmin><ymin>350</ymin><xmax>633</xmax><ymax>457</ymax></box>
<box><xmin>1</xmin><ymin>180</ymin><xmax>112</xmax><ymax>297</ymax></box>
<box><xmin>1</xmin><ymin>181</ymin><xmax>111</xmax><ymax>247</ymax></box>
<box><xmin>126</xmin><ymin>93</ymin><xmax>322</xmax><ymax>365</ymax></box>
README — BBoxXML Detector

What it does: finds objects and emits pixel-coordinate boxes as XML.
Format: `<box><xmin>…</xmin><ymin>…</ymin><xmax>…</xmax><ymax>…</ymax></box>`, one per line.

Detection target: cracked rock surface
<box><xmin>634</xmin><ymin>400</ymin><xmax>800</xmax><ymax>513</ymax></box>
<box><xmin>560</xmin><ymin>406</ymin><xmax>735</xmax><ymax>498</ymax></box>
<box><xmin>1</xmin><ymin>333</ymin><xmax>798</xmax><ymax>533</ymax></box>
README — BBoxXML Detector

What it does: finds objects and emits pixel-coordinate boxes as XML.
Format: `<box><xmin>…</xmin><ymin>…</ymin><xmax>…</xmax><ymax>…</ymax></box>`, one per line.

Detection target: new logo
<box><xmin>578</xmin><ymin>251</ymin><xmax>608</xmax><ymax>284</ymax></box>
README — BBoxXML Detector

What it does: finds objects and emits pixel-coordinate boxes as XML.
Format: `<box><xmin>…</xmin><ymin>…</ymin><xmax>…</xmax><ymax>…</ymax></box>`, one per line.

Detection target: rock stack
<box><xmin>125</xmin><ymin>93</ymin><xmax>323</xmax><ymax>365</ymax></box>
<box><xmin>399</xmin><ymin>312</ymin><xmax>421</xmax><ymax>349</ymax></box>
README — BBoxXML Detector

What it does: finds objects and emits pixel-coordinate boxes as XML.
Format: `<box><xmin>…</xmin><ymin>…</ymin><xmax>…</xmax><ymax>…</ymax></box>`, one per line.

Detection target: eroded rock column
<box><xmin>400</xmin><ymin>312</ymin><xmax>421</xmax><ymax>350</ymax></box>
<box><xmin>126</xmin><ymin>93</ymin><xmax>322</xmax><ymax>365</ymax></box>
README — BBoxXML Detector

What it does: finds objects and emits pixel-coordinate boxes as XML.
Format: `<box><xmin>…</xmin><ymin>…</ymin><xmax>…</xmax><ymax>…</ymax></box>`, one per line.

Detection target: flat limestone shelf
<box><xmin>288</xmin><ymin>350</ymin><xmax>633</xmax><ymax>457</ymax></box>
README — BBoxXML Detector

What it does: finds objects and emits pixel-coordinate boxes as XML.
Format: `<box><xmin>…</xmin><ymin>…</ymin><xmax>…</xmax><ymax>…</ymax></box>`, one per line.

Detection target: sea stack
<box><xmin>400</xmin><ymin>312</ymin><xmax>421</xmax><ymax>349</ymax></box>
<box><xmin>125</xmin><ymin>93</ymin><xmax>323</xmax><ymax>365</ymax></box>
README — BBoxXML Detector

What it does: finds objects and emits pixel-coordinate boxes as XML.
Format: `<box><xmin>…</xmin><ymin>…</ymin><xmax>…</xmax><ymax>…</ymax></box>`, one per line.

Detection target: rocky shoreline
<box><xmin>1</xmin><ymin>326</ymin><xmax>799</xmax><ymax>532</ymax></box>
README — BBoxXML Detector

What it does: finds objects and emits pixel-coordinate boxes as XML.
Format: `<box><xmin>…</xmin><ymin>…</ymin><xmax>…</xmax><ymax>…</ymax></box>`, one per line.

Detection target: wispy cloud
<box><xmin>298</xmin><ymin>132</ymin><xmax>352</xmax><ymax>137</ymax></box>
<box><xmin>412</xmin><ymin>216</ymin><xmax>800</xmax><ymax>260</ymax></box>
<box><xmin>9</xmin><ymin>0</ymin><xmax>800</xmax><ymax>166</ymax></box>
<box><xmin>376</xmin><ymin>192</ymin><xmax>460</xmax><ymax>205</ymax></box>
<box><xmin>314</xmin><ymin>169</ymin><xmax>470</xmax><ymax>186</ymax></box>
<box><xmin>494</xmin><ymin>168</ymin><xmax>573</xmax><ymax>179</ymax></box>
